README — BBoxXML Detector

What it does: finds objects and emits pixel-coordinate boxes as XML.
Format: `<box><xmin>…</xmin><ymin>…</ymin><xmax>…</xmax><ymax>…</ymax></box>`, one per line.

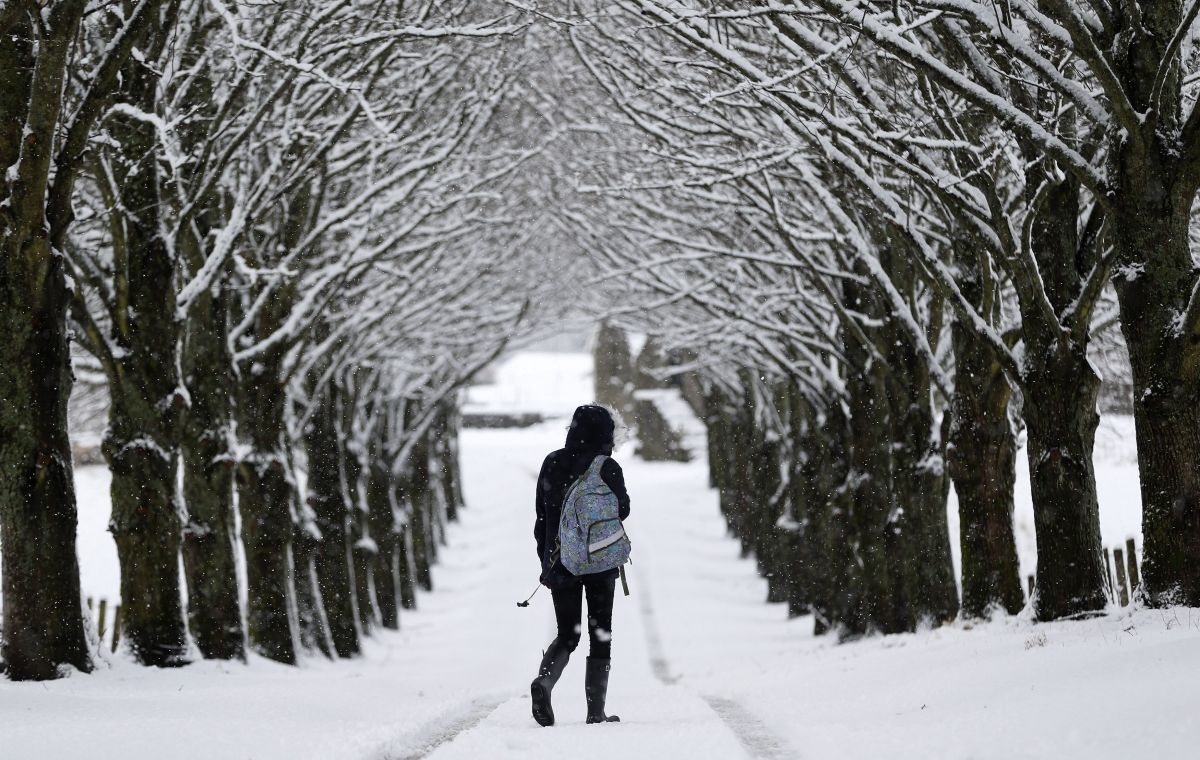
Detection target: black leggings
<box><xmin>550</xmin><ymin>574</ymin><xmax>616</xmax><ymax>659</ymax></box>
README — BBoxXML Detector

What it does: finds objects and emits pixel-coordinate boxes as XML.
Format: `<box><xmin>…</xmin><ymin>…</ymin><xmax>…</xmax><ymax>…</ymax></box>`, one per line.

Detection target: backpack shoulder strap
<box><xmin>588</xmin><ymin>454</ymin><xmax>608</xmax><ymax>477</ymax></box>
<box><xmin>563</xmin><ymin>456</ymin><xmax>597</xmax><ymax>508</ymax></box>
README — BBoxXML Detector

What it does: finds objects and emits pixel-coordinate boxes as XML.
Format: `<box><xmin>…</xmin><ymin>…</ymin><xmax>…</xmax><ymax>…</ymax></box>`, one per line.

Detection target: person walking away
<box><xmin>531</xmin><ymin>405</ymin><xmax>630</xmax><ymax>726</ymax></box>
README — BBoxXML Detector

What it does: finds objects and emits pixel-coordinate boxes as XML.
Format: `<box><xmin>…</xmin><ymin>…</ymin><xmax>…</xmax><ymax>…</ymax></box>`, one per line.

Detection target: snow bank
<box><xmin>634</xmin><ymin>394</ymin><xmax>1199</xmax><ymax>760</ymax></box>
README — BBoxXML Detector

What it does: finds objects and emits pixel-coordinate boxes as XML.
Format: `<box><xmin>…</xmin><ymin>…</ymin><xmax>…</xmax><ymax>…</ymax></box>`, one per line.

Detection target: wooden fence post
<box><xmin>1113</xmin><ymin>547</ymin><xmax>1130</xmax><ymax>607</ymax></box>
<box><xmin>1125</xmin><ymin>537</ymin><xmax>1140</xmax><ymax>594</ymax></box>
<box><xmin>110</xmin><ymin>605</ymin><xmax>122</xmax><ymax>653</ymax></box>
<box><xmin>97</xmin><ymin>599</ymin><xmax>109</xmax><ymax>641</ymax></box>
<box><xmin>1104</xmin><ymin>548</ymin><xmax>1115</xmax><ymax>602</ymax></box>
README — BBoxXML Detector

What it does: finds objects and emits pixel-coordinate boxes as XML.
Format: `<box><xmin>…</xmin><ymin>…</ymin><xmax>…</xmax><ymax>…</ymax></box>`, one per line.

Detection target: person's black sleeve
<box><xmin>535</xmin><ymin>455</ymin><xmax>552</xmax><ymax>561</ymax></box>
<box><xmin>601</xmin><ymin>458</ymin><xmax>631</xmax><ymax>521</ymax></box>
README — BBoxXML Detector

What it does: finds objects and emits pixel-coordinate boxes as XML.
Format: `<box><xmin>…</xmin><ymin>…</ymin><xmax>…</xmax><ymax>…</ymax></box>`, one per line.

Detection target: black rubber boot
<box><xmin>585</xmin><ymin>657</ymin><xmax>620</xmax><ymax>724</ymax></box>
<box><xmin>531</xmin><ymin>639</ymin><xmax>572</xmax><ymax>727</ymax></box>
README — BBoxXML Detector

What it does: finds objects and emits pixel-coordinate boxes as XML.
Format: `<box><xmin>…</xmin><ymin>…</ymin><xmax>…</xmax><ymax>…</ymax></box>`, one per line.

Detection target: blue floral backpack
<box><xmin>558</xmin><ymin>454</ymin><xmax>631</xmax><ymax>575</ymax></box>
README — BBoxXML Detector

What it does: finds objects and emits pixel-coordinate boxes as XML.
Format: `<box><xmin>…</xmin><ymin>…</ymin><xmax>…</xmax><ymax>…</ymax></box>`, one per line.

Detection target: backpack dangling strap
<box><xmin>517</xmin><ymin>583</ymin><xmax>543</xmax><ymax>608</ymax></box>
<box><xmin>619</xmin><ymin>564</ymin><xmax>630</xmax><ymax>597</ymax></box>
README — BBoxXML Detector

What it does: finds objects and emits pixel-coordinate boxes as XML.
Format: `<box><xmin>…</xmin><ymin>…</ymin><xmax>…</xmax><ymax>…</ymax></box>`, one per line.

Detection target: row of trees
<box><xmin>1</xmin><ymin>1</ymin><xmax>551</xmax><ymax>681</ymax></box>
<box><xmin>559</xmin><ymin>0</ymin><xmax>1200</xmax><ymax>637</ymax></box>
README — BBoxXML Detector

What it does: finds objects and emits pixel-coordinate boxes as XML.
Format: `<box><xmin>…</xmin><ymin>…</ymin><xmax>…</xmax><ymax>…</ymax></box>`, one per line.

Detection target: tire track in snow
<box><xmin>701</xmin><ymin>695</ymin><xmax>797</xmax><ymax>760</ymax></box>
<box><xmin>632</xmin><ymin>558</ymin><xmax>679</xmax><ymax>685</ymax></box>
<box><xmin>633</xmin><ymin>556</ymin><xmax>799</xmax><ymax>759</ymax></box>
<box><xmin>378</xmin><ymin>694</ymin><xmax>507</xmax><ymax>760</ymax></box>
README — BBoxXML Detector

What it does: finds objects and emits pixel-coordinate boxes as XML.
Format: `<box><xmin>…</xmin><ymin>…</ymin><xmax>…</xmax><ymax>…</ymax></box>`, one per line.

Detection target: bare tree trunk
<box><xmin>713</xmin><ymin>390</ymin><xmax>755</xmax><ymax>557</ymax></box>
<box><xmin>889</xmin><ymin>380</ymin><xmax>957</xmax><ymax>626</ymax></box>
<box><xmin>704</xmin><ymin>394</ymin><xmax>727</xmax><ymax>491</ymax></box>
<box><xmin>367</xmin><ymin>412</ymin><xmax>400</xmax><ymax>630</ymax></box>
<box><xmin>395</xmin><ymin>401</ymin><xmax>420</xmax><ymax>610</ymax></box>
<box><xmin>948</xmin><ymin>271</ymin><xmax>1023</xmax><ymax>618</ymax></box>
<box><xmin>593</xmin><ymin>321</ymin><xmax>636</xmax><ymax>418</ymax></box>
<box><xmin>181</xmin><ymin>287</ymin><xmax>245</xmax><ymax>659</ymax></box>
<box><xmin>1022</xmin><ymin>338</ymin><xmax>1108</xmax><ymax>619</ymax></box>
<box><xmin>782</xmin><ymin>384</ymin><xmax>814</xmax><ymax>619</ymax></box>
<box><xmin>885</xmin><ymin>256</ymin><xmax>958</xmax><ymax>627</ymax></box>
<box><xmin>103</xmin><ymin>70</ymin><xmax>189</xmax><ymax>666</ymax></box>
<box><xmin>748</xmin><ymin>380</ymin><xmax>788</xmax><ymax>604</ymax></box>
<box><xmin>237</xmin><ymin>355</ymin><xmax>298</xmax><ymax>664</ymax></box>
<box><xmin>1109</xmin><ymin>176</ymin><xmax>1200</xmax><ymax>606</ymax></box>
<box><xmin>0</xmin><ymin>0</ymin><xmax>160</xmax><ymax>680</ymax></box>
<box><xmin>175</xmin><ymin>11</ymin><xmax>244</xmax><ymax>661</ymax></box>
<box><xmin>304</xmin><ymin>387</ymin><xmax>359</xmax><ymax>658</ymax></box>
<box><xmin>0</xmin><ymin>239</ymin><xmax>91</xmax><ymax>677</ymax></box>
<box><xmin>1114</xmin><ymin>216</ymin><xmax>1200</xmax><ymax>606</ymax></box>
<box><xmin>405</xmin><ymin>427</ymin><xmax>435</xmax><ymax>593</ymax></box>
<box><xmin>0</xmin><ymin>13</ymin><xmax>91</xmax><ymax>679</ymax></box>
<box><xmin>396</xmin><ymin>519</ymin><xmax>419</xmax><ymax>611</ymax></box>
<box><xmin>430</xmin><ymin>402</ymin><xmax>463</xmax><ymax>523</ymax></box>
<box><xmin>816</xmin><ymin>403</ymin><xmax>854</xmax><ymax>638</ymax></box>
<box><xmin>1020</xmin><ymin>175</ymin><xmax>1108</xmax><ymax>620</ymax></box>
<box><xmin>1093</xmin><ymin>0</ymin><xmax>1200</xmax><ymax>609</ymax></box>
<box><xmin>293</xmin><ymin>522</ymin><xmax>333</xmax><ymax>658</ymax></box>
<box><xmin>842</xmin><ymin>278</ymin><xmax>902</xmax><ymax>636</ymax></box>
<box><xmin>336</xmin><ymin>383</ymin><xmax>378</xmax><ymax>634</ymax></box>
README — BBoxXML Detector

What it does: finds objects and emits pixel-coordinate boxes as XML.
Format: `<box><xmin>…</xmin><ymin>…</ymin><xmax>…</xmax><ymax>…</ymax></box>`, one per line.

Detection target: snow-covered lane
<box><xmin>408</xmin><ymin>423</ymin><xmax>758</xmax><ymax>760</ymax></box>
<box><xmin>3</xmin><ymin>351</ymin><xmax>1199</xmax><ymax>760</ymax></box>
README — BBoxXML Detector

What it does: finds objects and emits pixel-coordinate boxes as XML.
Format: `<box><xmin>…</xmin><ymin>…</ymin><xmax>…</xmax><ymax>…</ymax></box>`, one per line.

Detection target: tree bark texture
<box><xmin>102</xmin><ymin>61</ymin><xmax>190</xmax><ymax>667</ymax></box>
<box><xmin>1019</xmin><ymin>173</ymin><xmax>1108</xmax><ymax>620</ymax></box>
<box><xmin>1096</xmin><ymin>0</ymin><xmax>1200</xmax><ymax>609</ymax></box>
<box><xmin>180</xmin><ymin>288</ymin><xmax>245</xmax><ymax>659</ymax></box>
<box><xmin>237</xmin><ymin>356</ymin><xmax>298</xmax><ymax>664</ymax></box>
<box><xmin>397</xmin><ymin>520</ymin><xmax>419</xmax><ymax>611</ymax></box>
<box><xmin>338</xmin><ymin>397</ymin><xmax>378</xmax><ymax>634</ymax></box>
<box><xmin>747</xmin><ymin>381</ymin><xmax>789</xmax><ymax>605</ymax></box>
<box><xmin>430</xmin><ymin>402</ymin><xmax>463</xmax><ymax>524</ymax></box>
<box><xmin>781</xmin><ymin>385</ymin><xmax>816</xmax><ymax>619</ymax></box>
<box><xmin>1022</xmin><ymin>343</ymin><xmax>1108</xmax><ymax>619</ymax></box>
<box><xmin>366</xmin><ymin>422</ymin><xmax>400</xmax><ymax>630</ymax></box>
<box><xmin>404</xmin><ymin>428</ymin><xmax>435</xmax><ymax>593</ymax></box>
<box><xmin>948</xmin><ymin>275</ymin><xmax>1023</xmax><ymax>618</ymax></box>
<box><xmin>0</xmin><ymin>265</ymin><xmax>91</xmax><ymax>678</ymax></box>
<box><xmin>175</xmin><ymin>14</ymin><xmax>244</xmax><ymax>661</ymax></box>
<box><xmin>841</xmin><ymin>277</ymin><xmax>903</xmax><ymax>636</ymax></box>
<box><xmin>883</xmin><ymin>253</ymin><xmax>958</xmax><ymax>627</ymax></box>
<box><xmin>0</xmin><ymin>2</ymin><xmax>93</xmax><ymax>682</ymax></box>
<box><xmin>304</xmin><ymin>388</ymin><xmax>360</xmax><ymax>658</ymax></box>
<box><xmin>813</xmin><ymin>404</ymin><xmax>854</xmax><ymax>638</ymax></box>
<box><xmin>1115</xmin><ymin>217</ymin><xmax>1200</xmax><ymax>605</ymax></box>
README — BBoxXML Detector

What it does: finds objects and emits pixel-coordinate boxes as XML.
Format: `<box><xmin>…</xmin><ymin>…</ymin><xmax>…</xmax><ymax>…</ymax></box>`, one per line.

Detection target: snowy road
<box><xmin>2</xmin><ymin>355</ymin><xmax>802</xmax><ymax>760</ymax></box>
<box><xmin>374</xmin><ymin>421</ymin><xmax>795</xmax><ymax>760</ymax></box>
<box><xmin>3</xmin><ymin>352</ymin><xmax>1198</xmax><ymax>760</ymax></box>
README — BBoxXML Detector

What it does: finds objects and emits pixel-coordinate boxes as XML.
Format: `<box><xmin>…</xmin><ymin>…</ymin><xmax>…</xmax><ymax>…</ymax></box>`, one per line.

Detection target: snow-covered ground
<box><xmin>2</xmin><ymin>352</ymin><xmax>1197</xmax><ymax>760</ymax></box>
<box><xmin>463</xmin><ymin>351</ymin><xmax>593</xmax><ymax>418</ymax></box>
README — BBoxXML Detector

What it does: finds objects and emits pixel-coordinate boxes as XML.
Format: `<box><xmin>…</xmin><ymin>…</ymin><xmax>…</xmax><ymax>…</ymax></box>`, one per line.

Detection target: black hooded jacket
<box><xmin>534</xmin><ymin>405</ymin><xmax>630</xmax><ymax>587</ymax></box>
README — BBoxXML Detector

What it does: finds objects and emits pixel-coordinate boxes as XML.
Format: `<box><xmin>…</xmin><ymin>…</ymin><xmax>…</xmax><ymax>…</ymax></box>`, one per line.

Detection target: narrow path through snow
<box><xmin>380</xmin><ymin>696</ymin><xmax>504</xmax><ymax>760</ymax></box>
<box><xmin>387</xmin><ymin>375</ymin><xmax>806</xmax><ymax>760</ymax></box>
<box><xmin>400</xmin><ymin>416</ymin><xmax>767</xmax><ymax>760</ymax></box>
<box><xmin>631</xmin><ymin>521</ymin><xmax>798</xmax><ymax>760</ymax></box>
<box><xmin>373</xmin><ymin>365</ymin><xmax>1200</xmax><ymax>760</ymax></box>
